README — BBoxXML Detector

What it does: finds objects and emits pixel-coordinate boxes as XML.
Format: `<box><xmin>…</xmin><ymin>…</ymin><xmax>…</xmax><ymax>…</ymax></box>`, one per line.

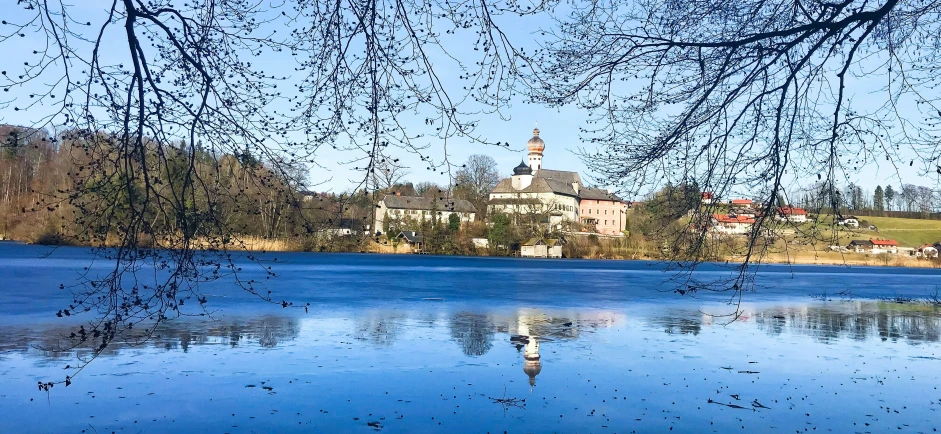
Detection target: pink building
<box><xmin>579</xmin><ymin>187</ymin><xmax>628</xmax><ymax>235</ymax></box>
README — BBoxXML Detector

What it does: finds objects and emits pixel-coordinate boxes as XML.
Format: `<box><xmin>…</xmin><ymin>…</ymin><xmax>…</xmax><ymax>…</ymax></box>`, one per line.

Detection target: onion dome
<box><xmin>513</xmin><ymin>160</ymin><xmax>532</xmax><ymax>175</ymax></box>
<box><xmin>523</xmin><ymin>360</ymin><xmax>542</xmax><ymax>386</ymax></box>
<box><xmin>527</xmin><ymin>128</ymin><xmax>545</xmax><ymax>153</ymax></box>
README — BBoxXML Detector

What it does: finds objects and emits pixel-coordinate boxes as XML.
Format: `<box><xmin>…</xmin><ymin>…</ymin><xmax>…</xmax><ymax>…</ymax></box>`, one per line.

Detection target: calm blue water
<box><xmin>1</xmin><ymin>242</ymin><xmax>940</xmax><ymax>432</ymax></box>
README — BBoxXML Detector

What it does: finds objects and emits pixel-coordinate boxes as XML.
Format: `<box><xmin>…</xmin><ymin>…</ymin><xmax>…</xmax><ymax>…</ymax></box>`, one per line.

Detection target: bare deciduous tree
<box><xmin>533</xmin><ymin>0</ymin><xmax>941</xmax><ymax>294</ymax></box>
<box><xmin>454</xmin><ymin>154</ymin><xmax>501</xmax><ymax>218</ymax></box>
<box><xmin>1</xmin><ymin>0</ymin><xmax>544</xmax><ymax>387</ymax></box>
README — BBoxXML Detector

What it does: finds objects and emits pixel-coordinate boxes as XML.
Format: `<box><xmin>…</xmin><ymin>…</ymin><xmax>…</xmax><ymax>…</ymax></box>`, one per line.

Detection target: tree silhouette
<box><xmin>532</xmin><ymin>0</ymin><xmax>941</xmax><ymax>293</ymax></box>
<box><xmin>1</xmin><ymin>0</ymin><xmax>542</xmax><ymax>388</ymax></box>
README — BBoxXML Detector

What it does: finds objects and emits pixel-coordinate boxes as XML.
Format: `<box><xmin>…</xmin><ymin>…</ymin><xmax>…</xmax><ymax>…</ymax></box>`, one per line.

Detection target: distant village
<box><xmin>322</xmin><ymin>127</ymin><xmax>941</xmax><ymax>260</ymax></box>
<box><xmin>701</xmin><ymin>195</ymin><xmax>940</xmax><ymax>259</ymax></box>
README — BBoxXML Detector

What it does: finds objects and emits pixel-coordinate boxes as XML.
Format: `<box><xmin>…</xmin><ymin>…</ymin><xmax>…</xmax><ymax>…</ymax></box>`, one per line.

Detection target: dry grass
<box><xmin>209</xmin><ymin>236</ymin><xmax>300</xmax><ymax>252</ymax></box>
<box><xmin>760</xmin><ymin>250</ymin><xmax>941</xmax><ymax>268</ymax></box>
<box><xmin>365</xmin><ymin>240</ymin><xmax>413</xmax><ymax>254</ymax></box>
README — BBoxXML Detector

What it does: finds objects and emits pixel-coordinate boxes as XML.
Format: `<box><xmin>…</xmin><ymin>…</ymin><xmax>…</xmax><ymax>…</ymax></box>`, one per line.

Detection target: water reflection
<box><xmin>647</xmin><ymin>302</ymin><xmax>941</xmax><ymax>344</ymax></box>
<box><xmin>752</xmin><ymin>303</ymin><xmax>941</xmax><ymax>343</ymax></box>
<box><xmin>449</xmin><ymin>312</ymin><xmax>495</xmax><ymax>356</ymax></box>
<box><xmin>1</xmin><ymin>302</ymin><xmax>940</xmax><ymax>368</ymax></box>
<box><xmin>503</xmin><ymin>309</ymin><xmax>625</xmax><ymax>387</ymax></box>
<box><xmin>0</xmin><ymin>315</ymin><xmax>301</xmax><ymax>360</ymax></box>
<box><xmin>514</xmin><ymin>313</ymin><xmax>542</xmax><ymax>387</ymax></box>
<box><xmin>354</xmin><ymin>313</ymin><xmax>404</xmax><ymax>346</ymax></box>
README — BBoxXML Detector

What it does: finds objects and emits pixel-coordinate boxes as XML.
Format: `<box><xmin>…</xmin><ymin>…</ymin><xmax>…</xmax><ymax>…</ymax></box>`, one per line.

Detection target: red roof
<box><xmin>713</xmin><ymin>213</ymin><xmax>755</xmax><ymax>224</ymax></box>
<box><xmin>777</xmin><ymin>207</ymin><xmax>807</xmax><ymax>215</ymax></box>
<box><xmin>731</xmin><ymin>199</ymin><xmax>752</xmax><ymax>205</ymax></box>
<box><xmin>870</xmin><ymin>239</ymin><xmax>898</xmax><ymax>246</ymax></box>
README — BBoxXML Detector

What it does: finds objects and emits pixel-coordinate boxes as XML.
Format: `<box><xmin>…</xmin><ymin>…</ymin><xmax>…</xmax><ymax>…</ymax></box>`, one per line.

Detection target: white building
<box><xmin>710</xmin><ymin>214</ymin><xmax>755</xmax><ymax>235</ymax></box>
<box><xmin>776</xmin><ymin>207</ymin><xmax>808</xmax><ymax>223</ymax></box>
<box><xmin>520</xmin><ymin>238</ymin><xmax>564</xmax><ymax>258</ymax></box>
<box><xmin>374</xmin><ymin>194</ymin><xmax>476</xmax><ymax>235</ymax></box>
<box><xmin>489</xmin><ymin>165</ymin><xmax>582</xmax><ymax>223</ymax></box>
<box><xmin>837</xmin><ymin>216</ymin><xmax>859</xmax><ymax>228</ymax></box>
<box><xmin>489</xmin><ymin>128</ymin><xmax>626</xmax><ymax>234</ymax></box>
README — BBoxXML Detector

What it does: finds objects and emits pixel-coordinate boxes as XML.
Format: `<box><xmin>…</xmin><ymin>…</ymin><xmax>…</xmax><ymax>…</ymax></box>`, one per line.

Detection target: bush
<box><xmin>32</xmin><ymin>230</ymin><xmax>74</xmax><ymax>246</ymax></box>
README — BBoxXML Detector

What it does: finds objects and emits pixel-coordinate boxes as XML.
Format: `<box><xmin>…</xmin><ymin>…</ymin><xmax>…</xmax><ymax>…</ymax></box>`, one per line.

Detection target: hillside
<box><xmin>841</xmin><ymin>216</ymin><xmax>941</xmax><ymax>247</ymax></box>
<box><xmin>777</xmin><ymin>215</ymin><xmax>941</xmax><ymax>248</ymax></box>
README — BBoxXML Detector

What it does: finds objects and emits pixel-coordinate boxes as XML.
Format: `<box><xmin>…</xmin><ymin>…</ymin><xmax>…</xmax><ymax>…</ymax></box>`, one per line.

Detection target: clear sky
<box><xmin>0</xmin><ymin>1</ymin><xmax>936</xmax><ymax>201</ymax></box>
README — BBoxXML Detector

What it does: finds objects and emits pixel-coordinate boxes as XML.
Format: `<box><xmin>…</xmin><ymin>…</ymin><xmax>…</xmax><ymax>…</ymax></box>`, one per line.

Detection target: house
<box><xmin>730</xmin><ymin>199</ymin><xmax>753</xmax><ymax>208</ymax></box>
<box><xmin>776</xmin><ymin>206</ymin><xmax>808</xmax><ymax>223</ymax></box>
<box><xmin>579</xmin><ymin>187</ymin><xmax>628</xmax><ymax>236</ymax></box>
<box><xmin>915</xmin><ymin>244</ymin><xmax>939</xmax><ymax>259</ymax></box>
<box><xmin>316</xmin><ymin>228</ymin><xmax>357</xmax><ymax>237</ymax></box>
<box><xmin>521</xmin><ymin>238</ymin><xmax>547</xmax><ymax>258</ymax></box>
<box><xmin>397</xmin><ymin>231</ymin><xmax>424</xmax><ymax>252</ymax></box>
<box><xmin>710</xmin><ymin>214</ymin><xmax>755</xmax><ymax>235</ymax></box>
<box><xmin>850</xmin><ymin>239</ymin><xmax>899</xmax><ymax>254</ymax></box>
<box><xmin>870</xmin><ymin>239</ymin><xmax>899</xmax><ymax>254</ymax></box>
<box><xmin>374</xmin><ymin>194</ymin><xmax>476</xmax><ymax>235</ymax></box>
<box><xmin>729</xmin><ymin>207</ymin><xmax>756</xmax><ymax>218</ymax></box>
<box><xmin>545</xmin><ymin>238</ymin><xmax>564</xmax><ymax>258</ymax></box>
<box><xmin>298</xmin><ymin>190</ymin><xmax>319</xmax><ymax>201</ymax></box>
<box><xmin>837</xmin><ymin>216</ymin><xmax>860</xmax><ymax>228</ymax></box>
<box><xmin>848</xmin><ymin>240</ymin><xmax>874</xmax><ymax>252</ymax></box>
<box><xmin>520</xmin><ymin>237</ymin><xmax>563</xmax><ymax>258</ymax></box>
<box><xmin>701</xmin><ymin>192</ymin><xmax>715</xmax><ymax>204</ymax></box>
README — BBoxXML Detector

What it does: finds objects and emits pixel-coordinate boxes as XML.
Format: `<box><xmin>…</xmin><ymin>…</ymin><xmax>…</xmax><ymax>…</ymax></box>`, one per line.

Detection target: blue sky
<box><xmin>0</xmin><ymin>1</ymin><xmax>935</xmax><ymax>201</ymax></box>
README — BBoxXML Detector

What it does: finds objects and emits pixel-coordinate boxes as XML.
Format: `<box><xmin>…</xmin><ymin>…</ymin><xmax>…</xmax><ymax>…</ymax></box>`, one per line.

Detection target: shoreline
<box><xmin>5</xmin><ymin>237</ymin><xmax>939</xmax><ymax>270</ymax></box>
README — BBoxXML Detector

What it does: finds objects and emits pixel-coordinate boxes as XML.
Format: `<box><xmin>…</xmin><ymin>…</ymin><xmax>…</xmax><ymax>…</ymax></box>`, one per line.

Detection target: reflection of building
<box><xmin>507</xmin><ymin>310</ymin><xmax>625</xmax><ymax>388</ymax></box>
<box><xmin>517</xmin><ymin>315</ymin><xmax>542</xmax><ymax>387</ymax></box>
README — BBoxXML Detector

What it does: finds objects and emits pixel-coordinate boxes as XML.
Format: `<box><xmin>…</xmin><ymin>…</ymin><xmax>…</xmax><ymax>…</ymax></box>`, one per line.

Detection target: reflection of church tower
<box><xmin>518</xmin><ymin>316</ymin><xmax>541</xmax><ymax>387</ymax></box>
<box><xmin>527</xmin><ymin>126</ymin><xmax>545</xmax><ymax>174</ymax></box>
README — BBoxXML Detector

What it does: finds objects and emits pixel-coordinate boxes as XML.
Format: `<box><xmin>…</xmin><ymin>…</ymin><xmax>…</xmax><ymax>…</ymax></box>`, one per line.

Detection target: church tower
<box><xmin>517</xmin><ymin>315</ymin><xmax>541</xmax><ymax>388</ymax></box>
<box><xmin>527</xmin><ymin>126</ymin><xmax>545</xmax><ymax>174</ymax></box>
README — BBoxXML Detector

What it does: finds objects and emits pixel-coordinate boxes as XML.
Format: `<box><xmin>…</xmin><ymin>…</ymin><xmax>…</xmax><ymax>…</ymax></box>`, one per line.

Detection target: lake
<box><xmin>1</xmin><ymin>242</ymin><xmax>940</xmax><ymax>433</ymax></box>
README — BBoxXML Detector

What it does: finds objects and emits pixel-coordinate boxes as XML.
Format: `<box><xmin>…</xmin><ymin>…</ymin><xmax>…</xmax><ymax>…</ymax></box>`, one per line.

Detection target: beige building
<box><xmin>374</xmin><ymin>194</ymin><xmax>476</xmax><ymax>235</ymax></box>
<box><xmin>520</xmin><ymin>238</ymin><xmax>564</xmax><ymax>258</ymax></box>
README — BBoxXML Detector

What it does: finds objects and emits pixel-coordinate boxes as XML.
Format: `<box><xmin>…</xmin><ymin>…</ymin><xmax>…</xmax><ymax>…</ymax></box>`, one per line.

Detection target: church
<box><xmin>488</xmin><ymin>128</ymin><xmax>628</xmax><ymax>235</ymax></box>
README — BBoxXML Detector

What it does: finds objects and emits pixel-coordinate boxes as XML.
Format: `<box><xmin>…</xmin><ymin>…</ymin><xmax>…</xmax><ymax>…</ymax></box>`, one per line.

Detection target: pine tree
<box><xmin>873</xmin><ymin>186</ymin><xmax>884</xmax><ymax>212</ymax></box>
<box><xmin>884</xmin><ymin>185</ymin><xmax>896</xmax><ymax>211</ymax></box>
